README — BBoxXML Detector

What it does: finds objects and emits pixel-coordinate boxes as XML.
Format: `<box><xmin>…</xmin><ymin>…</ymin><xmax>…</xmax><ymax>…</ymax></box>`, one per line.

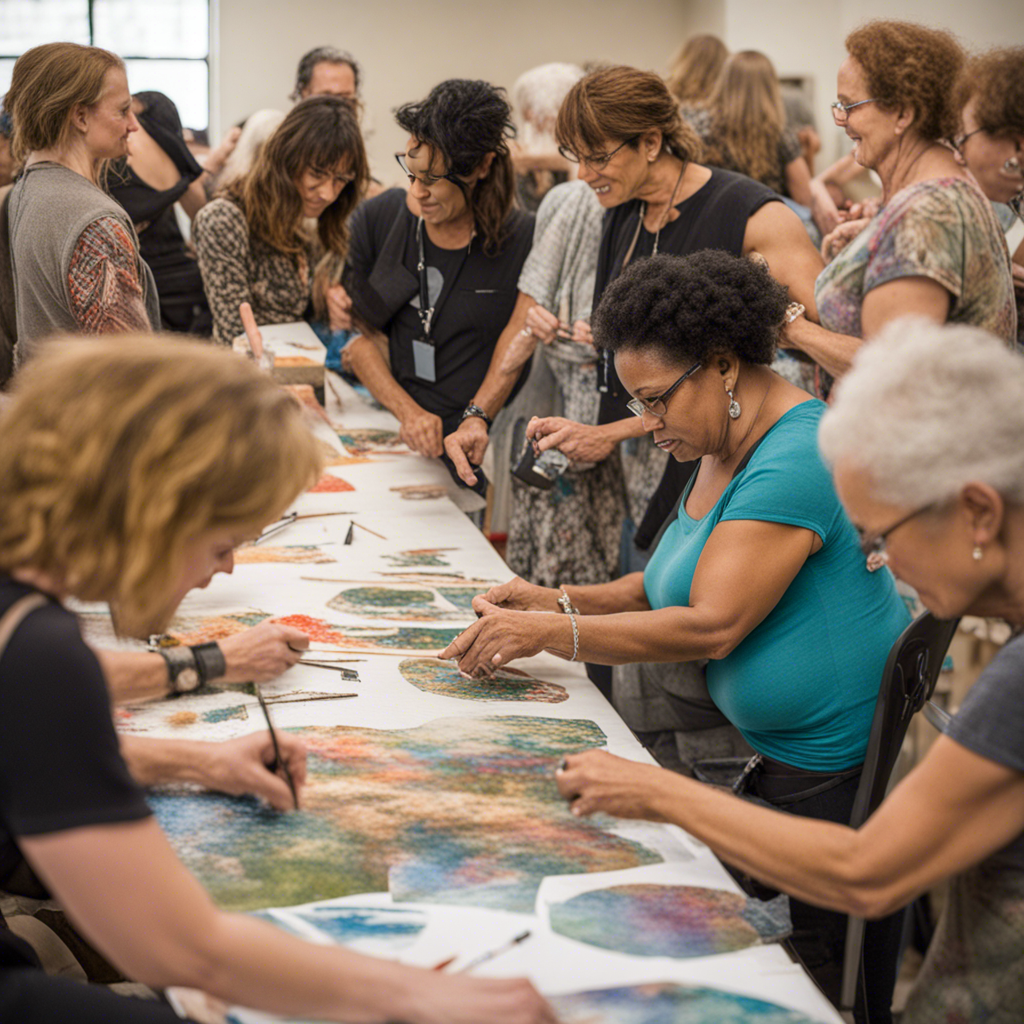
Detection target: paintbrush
<box><xmin>254</xmin><ymin>683</ymin><xmax>299</xmax><ymax>810</ymax></box>
<box><xmin>352</xmin><ymin>520</ymin><xmax>387</xmax><ymax>540</ymax></box>
<box><xmin>254</xmin><ymin>511</ymin><xmax>298</xmax><ymax>544</ymax></box>
<box><xmin>344</xmin><ymin>520</ymin><xmax>355</xmax><ymax>545</ymax></box>
<box><xmin>457</xmin><ymin>930</ymin><xmax>532</xmax><ymax>973</ymax></box>
<box><xmin>267</xmin><ymin>693</ymin><xmax>357</xmax><ymax>705</ymax></box>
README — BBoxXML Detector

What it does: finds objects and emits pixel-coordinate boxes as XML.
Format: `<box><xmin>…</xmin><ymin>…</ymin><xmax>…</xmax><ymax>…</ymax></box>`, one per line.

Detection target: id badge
<box><xmin>412</xmin><ymin>339</ymin><xmax>437</xmax><ymax>382</ymax></box>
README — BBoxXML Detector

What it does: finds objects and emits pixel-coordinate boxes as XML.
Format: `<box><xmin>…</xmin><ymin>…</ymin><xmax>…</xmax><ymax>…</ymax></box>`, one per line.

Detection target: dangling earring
<box><xmin>726</xmin><ymin>388</ymin><xmax>741</xmax><ymax>419</ymax></box>
<box><xmin>972</xmin><ymin>545</ymin><xmax>984</xmax><ymax>561</ymax></box>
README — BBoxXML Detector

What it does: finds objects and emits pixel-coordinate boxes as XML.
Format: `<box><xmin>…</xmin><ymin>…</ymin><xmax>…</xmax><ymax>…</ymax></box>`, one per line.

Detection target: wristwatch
<box><xmin>461</xmin><ymin>403</ymin><xmax>492</xmax><ymax>429</ymax></box>
<box><xmin>150</xmin><ymin>640</ymin><xmax>227</xmax><ymax>695</ymax></box>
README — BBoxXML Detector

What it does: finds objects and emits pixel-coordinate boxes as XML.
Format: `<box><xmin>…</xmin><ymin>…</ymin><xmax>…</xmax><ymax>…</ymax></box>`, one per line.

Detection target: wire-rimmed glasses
<box><xmin>830</xmin><ymin>98</ymin><xmax>878</xmax><ymax>124</ymax></box>
<box><xmin>394</xmin><ymin>152</ymin><xmax>466</xmax><ymax>190</ymax></box>
<box><xmin>625</xmin><ymin>361</ymin><xmax>702</xmax><ymax>418</ymax></box>
<box><xmin>558</xmin><ymin>134</ymin><xmax>640</xmax><ymax>171</ymax></box>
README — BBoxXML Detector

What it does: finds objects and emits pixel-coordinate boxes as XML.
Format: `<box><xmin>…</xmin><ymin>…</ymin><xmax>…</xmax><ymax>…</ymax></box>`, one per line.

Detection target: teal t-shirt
<box><xmin>642</xmin><ymin>401</ymin><xmax>910</xmax><ymax>770</ymax></box>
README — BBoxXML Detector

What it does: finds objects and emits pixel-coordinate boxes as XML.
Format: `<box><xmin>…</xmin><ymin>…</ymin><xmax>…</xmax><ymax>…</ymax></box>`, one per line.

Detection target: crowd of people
<box><xmin>0</xmin><ymin>18</ymin><xmax>1021</xmax><ymax>1024</ymax></box>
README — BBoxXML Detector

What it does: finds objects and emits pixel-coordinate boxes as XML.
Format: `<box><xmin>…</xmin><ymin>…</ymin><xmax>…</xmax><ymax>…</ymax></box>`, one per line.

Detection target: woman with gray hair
<box><xmin>556</xmin><ymin>317</ymin><xmax>1024</xmax><ymax>1024</ymax></box>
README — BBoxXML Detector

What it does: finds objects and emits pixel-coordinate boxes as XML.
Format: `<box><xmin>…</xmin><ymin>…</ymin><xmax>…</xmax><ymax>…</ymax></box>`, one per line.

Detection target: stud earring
<box><xmin>1003</xmin><ymin>156</ymin><xmax>1021</xmax><ymax>175</ymax></box>
<box><xmin>726</xmin><ymin>388</ymin><xmax>741</xmax><ymax>419</ymax></box>
<box><xmin>973</xmin><ymin>545</ymin><xmax>984</xmax><ymax>561</ymax></box>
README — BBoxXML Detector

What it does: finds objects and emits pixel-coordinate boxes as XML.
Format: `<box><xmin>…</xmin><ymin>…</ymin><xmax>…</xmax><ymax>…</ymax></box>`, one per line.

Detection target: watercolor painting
<box><xmin>272</xmin><ymin>613</ymin><xmax>461</xmax><ymax>653</ymax></box>
<box><xmin>285</xmin><ymin>904</ymin><xmax>427</xmax><ymax>950</ymax></box>
<box><xmin>375</xmin><ymin>571</ymin><xmax>502</xmax><ymax>587</ymax></box>
<box><xmin>381</xmin><ymin>548</ymin><xmax>459</xmax><ymax>569</ymax></box>
<box><xmin>167</xmin><ymin>609</ymin><xmax>272</xmax><ymax>645</ymax></box>
<box><xmin>316</xmin><ymin>438</ymin><xmax>365</xmax><ymax>468</ymax></box>
<box><xmin>151</xmin><ymin>715</ymin><xmax>660</xmax><ymax>913</ymax></box>
<box><xmin>399</xmin><ymin>659</ymin><xmax>568</xmax><ymax>704</ymax></box>
<box><xmin>307</xmin><ymin>474</ymin><xmax>355</xmax><ymax>494</ymax></box>
<box><xmin>550</xmin><ymin>983</ymin><xmax>823</xmax><ymax>1023</ymax></box>
<box><xmin>326</xmin><ymin>586</ymin><xmax>480</xmax><ymax>622</ymax></box>
<box><xmin>390</xmin><ymin>483</ymin><xmax>447</xmax><ymax>500</ymax></box>
<box><xmin>548</xmin><ymin>884</ymin><xmax>791</xmax><ymax>958</ymax></box>
<box><xmin>337</xmin><ymin>429</ymin><xmax>412</xmax><ymax>456</ymax></box>
<box><xmin>234</xmin><ymin>545</ymin><xmax>336</xmax><ymax>565</ymax></box>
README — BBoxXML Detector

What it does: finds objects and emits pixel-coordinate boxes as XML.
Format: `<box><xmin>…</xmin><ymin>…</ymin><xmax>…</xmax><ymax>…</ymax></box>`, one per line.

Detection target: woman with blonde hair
<box><xmin>4</xmin><ymin>42</ymin><xmax>159</xmax><ymax>364</ymax></box>
<box><xmin>0</xmin><ymin>336</ymin><xmax>555</xmax><ymax>1024</ymax></box>
<box><xmin>194</xmin><ymin>95</ymin><xmax>367</xmax><ymax>346</ymax></box>
<box><xmin>665</xmin><ymin>34</ymin><xmax>728</xmax><ymax>112</ymax></box>
<box><xmin>692</xmin><ymin>50</ymin><xmax>814</xmax><ymax>208</ymax></box>
<box><xmin>216</xmin><ymin>108</ymin><xmax>286</xmax><ymax>190</ymax></box>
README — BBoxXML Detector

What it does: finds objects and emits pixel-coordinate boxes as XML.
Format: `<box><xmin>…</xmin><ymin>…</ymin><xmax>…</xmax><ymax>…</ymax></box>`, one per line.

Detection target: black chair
<box><xmin>839</xmin><ymin>611</ymin><xmax>960</xmax><ymax>1017</ymax></box>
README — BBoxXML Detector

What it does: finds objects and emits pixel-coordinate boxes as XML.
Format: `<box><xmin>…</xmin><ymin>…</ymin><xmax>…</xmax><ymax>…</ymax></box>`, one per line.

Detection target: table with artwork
<box><xmin>82</xmin><ymin>373</ymin><xmax>844</xmax><ymax>1024</ymax></box>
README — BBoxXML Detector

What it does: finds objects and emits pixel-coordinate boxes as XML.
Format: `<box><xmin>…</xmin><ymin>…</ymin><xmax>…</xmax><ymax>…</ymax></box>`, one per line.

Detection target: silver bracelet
<box><xmin>567</xmin><ymin>611</ymin><xmax>579</xmax><ymax>663</ymax></box>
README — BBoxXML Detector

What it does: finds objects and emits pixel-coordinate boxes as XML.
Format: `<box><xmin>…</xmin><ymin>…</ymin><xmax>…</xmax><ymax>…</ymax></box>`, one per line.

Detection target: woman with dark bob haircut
<box><xmin>441</xmin><ymin>250</ymin><xmax>910</xmax><ymax>1019</ymax></box>
<box><xmin>337</xmin><ymin>79</ymin><xmax>534</xmax><ymax>463</ymax></box>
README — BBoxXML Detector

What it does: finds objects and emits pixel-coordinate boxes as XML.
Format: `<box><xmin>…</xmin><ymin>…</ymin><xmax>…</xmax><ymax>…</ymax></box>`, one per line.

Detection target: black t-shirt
<box><xmin>345</xmin><ymin>188</ymin><xmax>535</xmax><ymax>433</ymax></box>
<box><xmin>590</xmin><ymin>168</ymin><xmax>780</xmax><ymax>548</ymax></box>
<box><xmin>0</xmin><ymin>578</ymin><xmax>151</xmax><ymax>968</ymax></box>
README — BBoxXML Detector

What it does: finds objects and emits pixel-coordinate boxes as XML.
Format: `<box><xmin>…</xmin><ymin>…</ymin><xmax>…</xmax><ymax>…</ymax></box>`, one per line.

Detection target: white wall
<box><xmin>215</xmin><ymin>0</ymin><xmax>691</xmax><ymax>177</ymax></box>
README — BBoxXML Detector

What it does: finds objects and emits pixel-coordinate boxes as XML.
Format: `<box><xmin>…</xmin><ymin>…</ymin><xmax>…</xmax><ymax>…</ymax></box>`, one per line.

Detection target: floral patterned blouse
<box><xmin>815</xmin><ymin>177</ymin><xmax>1017</xmax><ymax>345</ymax></box>
<box><xmin>193</xmin><ymin>197</ymin><xmax>322</xmax><ymax>346</ymax></box>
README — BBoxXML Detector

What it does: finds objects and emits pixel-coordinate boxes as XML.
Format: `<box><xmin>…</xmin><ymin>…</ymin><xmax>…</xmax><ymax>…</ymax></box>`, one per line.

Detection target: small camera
<box><xmin>512</xmin><ymin>438</ymin><xmax>569</xmax><ymax>490</ymax></box>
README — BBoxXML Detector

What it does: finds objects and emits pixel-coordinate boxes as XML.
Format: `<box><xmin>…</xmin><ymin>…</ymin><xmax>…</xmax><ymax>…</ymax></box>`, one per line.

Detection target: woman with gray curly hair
<box><xmin>556</xmin><ymin>318</ymin><xmax>1024</xmax><ymax>1024</ymax></box>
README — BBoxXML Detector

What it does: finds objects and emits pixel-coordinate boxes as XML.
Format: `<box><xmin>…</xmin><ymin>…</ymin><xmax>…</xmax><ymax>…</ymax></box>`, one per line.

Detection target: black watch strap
<box><xmin>154</xmin><ymin>644</ymin><xmax>201</xmax><ymax>694</ymax></box>
<box><xmin>461</xmin><ymin>403</ymin><xmax>492</xmax><ymax>428</ymax></box>
<box><xmin>191</xmin><ymin>642</ymin><xmax>226</xmax><ymax>686</ymax></box>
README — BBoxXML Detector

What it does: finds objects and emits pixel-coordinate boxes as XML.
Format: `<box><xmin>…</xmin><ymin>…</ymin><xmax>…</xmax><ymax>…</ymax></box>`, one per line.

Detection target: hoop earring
<box><xmin>726</xmin><ymin>388</ymin><xmax>741</xmax><ymax>419</ymax></box>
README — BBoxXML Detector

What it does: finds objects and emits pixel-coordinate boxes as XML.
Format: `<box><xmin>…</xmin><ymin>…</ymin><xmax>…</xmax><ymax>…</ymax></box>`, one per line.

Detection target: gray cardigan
<box><xmin>8</xmin><ymin>162</ymin><xmax>159</xmax><ymax>366</ymax></box>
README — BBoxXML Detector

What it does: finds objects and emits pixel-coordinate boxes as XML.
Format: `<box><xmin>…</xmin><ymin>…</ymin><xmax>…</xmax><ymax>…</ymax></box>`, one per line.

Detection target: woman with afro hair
<box><xmin>441</xmin><ymin>250</ymin><xmax>910</xmax><ymax>1022</ymax></box>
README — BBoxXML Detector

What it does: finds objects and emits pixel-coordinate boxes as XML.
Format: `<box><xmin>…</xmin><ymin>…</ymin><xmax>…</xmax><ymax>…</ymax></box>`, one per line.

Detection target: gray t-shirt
<box><xmin>946</xmin><ymin>631</ymin><xmax>1024</xmax><ymax>869</ymax></box>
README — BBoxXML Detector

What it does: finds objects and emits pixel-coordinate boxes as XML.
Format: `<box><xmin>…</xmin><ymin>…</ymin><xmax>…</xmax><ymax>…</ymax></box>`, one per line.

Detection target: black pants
<box><xmin>744</xmin><ymin>760</ymin><xmax>904</xmax><ymax>1024</ymax></box>
<box><xmin>0</xmin><ymin>968</ymin><xmax>196</xmax><ymax>1023</ymax></box>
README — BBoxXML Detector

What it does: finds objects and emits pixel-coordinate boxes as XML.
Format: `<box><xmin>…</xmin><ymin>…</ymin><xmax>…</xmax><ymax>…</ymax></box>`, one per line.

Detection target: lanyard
<box><xmin>415</xmin><ymin>217</ymin><xmax>472</xmax><ymax>345</ymax></box>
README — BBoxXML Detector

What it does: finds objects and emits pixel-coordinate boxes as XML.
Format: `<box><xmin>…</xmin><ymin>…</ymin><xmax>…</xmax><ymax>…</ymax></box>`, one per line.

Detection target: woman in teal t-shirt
<box><xmin>441</xmin><ymin>250</ymin><xmax>909</xmax><ymax>1019</ymax></box>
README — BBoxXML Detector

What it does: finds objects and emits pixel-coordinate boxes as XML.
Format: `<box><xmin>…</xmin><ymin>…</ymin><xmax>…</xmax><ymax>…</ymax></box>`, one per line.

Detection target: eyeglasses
<box><xmin>952</xmin><ymin>127</ymin><xmax>985</xmax><ymax>153</ymax></box>
<box><xmin>558</xmin><ymin>135</ymin><xmax>640</xmax><ymax>171</ymax></box>
<box><xmin>394</xmin><ymin>152</ymin><xmax>466</xmax><ymax>190</ymax></box>
<box><xmin>857</xmin><ymin>502</ymin><xmax>936</xmax><ymax>559</ymax></box>
<box><xmin>626</xmin><ymin>361</ymin><xmax>702</xmax><ymax>418</ymax></box>
<box><xmin>830</xmin><ymin>98</ymin><xmax>878</xmax><ymax>124</ymax></box>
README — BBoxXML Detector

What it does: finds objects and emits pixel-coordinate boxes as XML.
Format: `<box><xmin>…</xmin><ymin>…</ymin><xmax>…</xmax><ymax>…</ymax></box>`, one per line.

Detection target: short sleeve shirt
<box><xmin>0</xmin><ymin>577</ymin><xmax>151</xmax><ymax>959</ymax></box>
<box><xmin>642</xmin><ymin>403</ymin><xmax>910</xmax><ymax>770</ymax></box>
<box><xmin>815</xmin><ymin>177</ymin><xmax>1017</xmax><ymax>343</ymax></box>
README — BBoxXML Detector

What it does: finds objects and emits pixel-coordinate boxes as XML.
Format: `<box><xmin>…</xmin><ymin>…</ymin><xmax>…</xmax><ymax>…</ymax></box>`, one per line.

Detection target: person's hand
<box><xmin>437</xmin><ymin>601</ymin><xmax>556</xmax><ymax>677</ymax></box>
<box><xmin>821</xmin><ymin>217</ymin><xmax>870</xmax><ymax>262</ymax></box>
<box><xmin>523</xmin><ymin>304</ymin><xmax>560</xmax><ymax>345</ymax></box>
<box><xmin>1012</xmin><ymin>261</ymin><xmax>1024</xmax><ymax>295</ymax></box>
<box><xmin>410</xmin><ymin>972</ymin><xmax>558</xmax><ymax>1024</ymax></box>
<box><xmin>400</xmin><ymin>404</ymin><xmax>445</xmax><ymax>458</ymax></box>
<box><xmin>846</xmin><ymin>197</ymin><xmax>881</xmax><ymax>221</ymax></box>
<box><xmin>808</xmin><ymin>176</ymin><xmax>849</xmax><ymax>237</ymax></box>
<box><xmin>325</xmin><ymin>283</ymin><xmax>353</xmax><ymax>332</ymax></box>
<box><xmin>478</xmin><ymin>576</ymin><xmax>561</xmax><ymax>613</ymax></box>
<box><xmin>555</xmin><ymin>749</ymin><xmax>667</xmax><ymax>821</ymax></box>
<box><xmin>444</xmin><ymin>417</ymin><xmax>489</xmax><ymax>486</ymax></box>
<box><xmin>526</xmin><ymin>416</ymin><xmax>617</xmax><ymax>463</ymax></box>
<box><xmin>203</xmin><ymin>126</ymin><xmax>242</xmax><ymax>176</ymax></box>
<box><xmin>198</xmin><ymin>731</ymin><xmax>308</xmax><ymax>811</ymax></box>
<box><xmin>218</xmin><ymin>621</ymin><xmax>308</xmax><ymax>684</ymax></box>
<box><xmin>569</xmin><ymin>320</ymin><xmax>593</xmax><ymax>346</ymax></box>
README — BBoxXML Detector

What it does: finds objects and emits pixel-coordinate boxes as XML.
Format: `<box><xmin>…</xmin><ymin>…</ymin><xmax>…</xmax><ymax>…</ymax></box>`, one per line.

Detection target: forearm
<box><xmin>345</xmin><ymin>334</ymin><xmax>419</xmax><ymax>420</ymax></box>
<box><xmin>94</xmin><ymin>649</ymin><xmax>169</xmax><ymax>703</ymax></box>
<box><xmin>471</xmin><ymin>309</ymin><xmax>535</xmax><ymax>418</ymax></box>
<box><xmin>119</xmin><ymin>737</ymin><xmax>219</xmax><ymax>787</ymax></box>
<box><xmin>562</xmin><ymin>572</ymin><xmax>649</xmax><ymax>615</ymax></box>
<box><xmin>784</xmin><ymin>316</ymin><xmax>863</xmax><ymax>379</ymax></box>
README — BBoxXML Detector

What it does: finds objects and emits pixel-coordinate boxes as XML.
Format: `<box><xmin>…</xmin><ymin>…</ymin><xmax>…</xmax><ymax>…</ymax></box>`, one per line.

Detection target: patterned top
<box><xmin>66</xmin><ymin>217</ymin><xmax>152</xmax><ymax>334</ymax></box>
<box><xmin>686</xmin><ymin>107</ymin><xmax>802</xmax><ymax>196</ymax></box>
<box><xmin>815</xmin><ymin>177</ymin><xmax>1017</xmax><ymax>344</ymax></box>
<box><xmin>193</xmin><ymin>197</ymin><xmax>322</xmax><ymax>346</ymax></box>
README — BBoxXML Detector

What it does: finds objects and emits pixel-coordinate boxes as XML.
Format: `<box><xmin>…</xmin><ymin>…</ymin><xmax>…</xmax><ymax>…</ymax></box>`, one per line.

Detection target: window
<box><xmin>0</xmin><ymin>0</ymin><xmax>210</xmax><ymax>131</ymax></box>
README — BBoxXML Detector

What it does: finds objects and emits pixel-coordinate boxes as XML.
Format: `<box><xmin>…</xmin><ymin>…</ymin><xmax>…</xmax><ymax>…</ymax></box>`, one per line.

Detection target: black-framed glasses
<box><xmin>394</xmin><ymin>151</ymin><xmax>466</xmax><ymax>190</ymax></box>
<box><xmin>830</xmin><ymin>98</ymin><xmax>877</xmax><ymax>124</ymax></box>
<box><xmin>558</xmin><ymin>134</ymin><xmax>640</xmax><ymax>171</ymax></box>
<box><xmin>626</xmin><ymin>361</ymin><xmax>702</xmax><ymax>418</ymax></box>
<box><xmin>857</xmin><ymin>502</ymin><xmax>937</xmax><ymax>558</ymax></box>
<box><xmin>952</xmin><ymin>127</ymin><xmax>985</xmax><ymax>153</ymax></box>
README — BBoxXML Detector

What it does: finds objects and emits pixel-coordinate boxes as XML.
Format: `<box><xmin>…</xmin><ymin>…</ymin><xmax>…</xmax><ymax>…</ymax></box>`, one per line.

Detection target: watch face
<box><xmin>176</xmin><ymin>668</ymin><xmax>201</xmax><ymax>693</ymax></box>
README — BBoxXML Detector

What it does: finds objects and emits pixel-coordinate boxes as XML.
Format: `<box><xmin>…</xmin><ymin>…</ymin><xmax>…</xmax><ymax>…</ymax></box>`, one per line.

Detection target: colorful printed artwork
<box><xmin>390</xmin><ymin>483</ymin><xmax>447</xmax><ymax>500</ymax></box>
<box><xmin>307</xmin><ymin>474</ymin><xmax>355</xmax><ymax>493</ymax></box>
<box><xmin>326</xmin><ymin>586</ymin><xmax>480</xmax><ymax>622</ymax></box>
<box><xmin>316</xmin><ymin>438</ymin><xmax>364</xmax><ymax>467</ymax></box>
<box><xmin>548</xmin><ymin>884</ymin><xmax>791</xmax><ymax>958</ymax></box>
<box><xmin>550</xmin><ymin>983</ymin><xmax>822</xmax><ymax>1023</ymax></box>
<box><xmin>151</xmin><ymin>716</ymin><xmax>660</xmax><ymax>913</ymax></box>
<box><xmin>337</xmin><ymin>429</ymin><xmax>412</xmax><ymax>456</ymax></box>
<box><xmin>167</xmin><ymin>609</ymin><xmax>272</xmax><ymax>645</ymax></box>
<box><xmin>286</xmin><ymin>904</ymin><xmax>427</xmax><ymax>950</ymax></box>
<box><xmin>382</xmin><ymin>548</ymin><xmax>457</xmax><ymax>568</ymax></box>
<box><xmin>273</xmin><ymin>613</ymin><xmax>461</xmax><ymax>653</ymax></box>
<box><xmin>234</xmin><ymin>545</ymin><xmax>336</xmax><ymax>565</ymax></box>
<box><xmin>399</xmin><ymin>659</ymin><xmax>568</xmax><ymax>704</ymax></box>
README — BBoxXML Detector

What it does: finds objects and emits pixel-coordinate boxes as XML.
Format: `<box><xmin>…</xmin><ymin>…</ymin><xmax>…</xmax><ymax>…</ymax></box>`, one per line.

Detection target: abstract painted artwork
<box><xmin>399</xmin><ymin>658</ymin><xmax>569</xmax><ymax>704</ymax></box>
<box><xmin>167</xmin><ymin>609</ymin><xmax>272</xmax><ymax>645</ymax></box>
<box><xmin>550</xmin><ymin>982</ymin><xmax>822</xmax><ymax>1023</ymax></box>
<box><xmin>285</xmin><ymin>904</ymin><xmax>427</xmax><ymax>950</ymax></box>
<box><xmin>151</xmin><ymin>716</ymin><xmax>660</xmax><ymax>913</ymax></box>
<box><xmin>273</xmin><ymin>613</ymin><xmax>461</xmax><ymax>653</ymax></box>
<box><xmin>337</xmin><ymin>428</ymin><xmax>412</xmax><ymax>456</ymax></box>
<box><xmin>390</xmin><ymin>483</ymin><xmax>447</xmax><ymax>500</ymax></box>
<box><xmin>381</xmin><ymin>548</ymin><xmax>458</xmax><ymax>569</ymax></box>
<box><xmin>234</xmin><ymin>545</ymin><xmax>336</xmax><ymax>565</ymax></box>
<box><xmin>316</xmin><ymin>438</ymin><xmax>363</xmax><ymax>468</ymax></box>
<box><xmin>326</xmin><ymin>585</ymin><xmax>480</xmax><ymax>622</ymax></box>
<box><xmin>307</xmin><ymin>474</ymin><xmax>355</xmax><ymax>493</ymax></box>
<box><xmin>548</xmin><ymin>884</ymin><xmax>791</xmax><ymax>958</ymax></box>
